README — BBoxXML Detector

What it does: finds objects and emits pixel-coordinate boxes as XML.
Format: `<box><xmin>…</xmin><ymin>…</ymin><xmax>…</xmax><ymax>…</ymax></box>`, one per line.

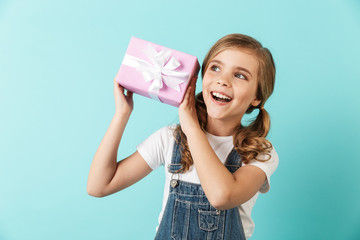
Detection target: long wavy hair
<box><xmin>173</xmin><ymin>33</ymin><xmax>276</xmax><ymax>173</ymax></box>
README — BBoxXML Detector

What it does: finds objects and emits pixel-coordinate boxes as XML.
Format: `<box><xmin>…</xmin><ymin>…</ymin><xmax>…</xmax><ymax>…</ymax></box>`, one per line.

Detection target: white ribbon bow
<box><xmin>122</xmin><ymin>44</ymin><xmax>189</xmax><ymax>101</ymax></box>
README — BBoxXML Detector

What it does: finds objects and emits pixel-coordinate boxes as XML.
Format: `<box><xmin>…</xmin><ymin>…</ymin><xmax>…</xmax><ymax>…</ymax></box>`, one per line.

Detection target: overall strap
<box><xmin>225</xmin><ymin>149</ymin><xmax>242</xmax><ymax>174</ymax></box>
<box><xmin>167</xmin><ymin>133</ymin><xmax>183</xmax><ymax>174</ymax></box>
<box><xmin>167</xmin><ymin>132</ymin><xmax>242</xmax><ymax>174</ymax></box>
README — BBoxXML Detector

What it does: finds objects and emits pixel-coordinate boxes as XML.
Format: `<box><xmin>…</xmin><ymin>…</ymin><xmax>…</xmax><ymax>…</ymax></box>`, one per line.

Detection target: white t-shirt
<box><xmin>136</xmin><ymin>125</ymin><xmax>279</xmax><ymax>239</ymax></box>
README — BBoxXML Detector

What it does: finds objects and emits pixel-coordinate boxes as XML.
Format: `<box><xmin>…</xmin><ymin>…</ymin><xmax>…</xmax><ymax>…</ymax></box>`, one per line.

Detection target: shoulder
<box><xmin>140</xmin><ymin>124</ymin><xmax>177</xmax><ymax>142</ymax></box>
<box><xmin>136</xmin><ymin>124</ymin><xmax>177</xmax><ymax>169</ymax></box>
<box><xmin>247</xmin><ymin>144</ymin><xmax>279</xmax><ymax>169</ymax></box>
<box><xmin>158</xmin><ymin>124</ymin><xmax>178</xmax><ymax>143</ymax></box>
<box><xmin>244</xmin><ymin>144</ymin><xmax>279</xmax><ymax>193</ymax></box>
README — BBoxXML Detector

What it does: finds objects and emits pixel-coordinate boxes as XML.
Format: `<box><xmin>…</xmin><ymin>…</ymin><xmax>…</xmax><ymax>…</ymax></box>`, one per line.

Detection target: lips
<box><xmin>211</xmin><ymin>91</ymin><xmax>232</xmax><ymax>103</ymax></box>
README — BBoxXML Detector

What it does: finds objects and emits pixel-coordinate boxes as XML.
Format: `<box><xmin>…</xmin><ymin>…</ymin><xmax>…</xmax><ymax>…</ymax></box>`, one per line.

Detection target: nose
<box><xmin>216</xmin><ymin>76</ymin><xmax>231</xmax><ymax>87</ymax></box>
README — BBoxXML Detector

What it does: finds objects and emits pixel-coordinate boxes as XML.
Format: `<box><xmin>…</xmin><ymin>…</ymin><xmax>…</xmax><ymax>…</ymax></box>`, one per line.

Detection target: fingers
<box><xmin>126</xmin><ymin>90</ymin><xmax>133</xmax><ymax>97</ymax></box>
<box><xmin>181</xmin><ymin>79</ymin><xmax>196</xmax><ymax>107</ymax></box>
<box><xmin>114</xmin><ymin>78</ymin><xmax>121</xmax><ymax>89</ymax></box>
<box><xmin>190</xmin><ymin>76</ymin><xmax>197</xmax><ymax>95</ymax></box>
<box><xmin>192</xmin><ymin>75</ymin><xmax>198</xmax><ymax>85</ymax></box>
<box><xmin>114</xmin><ymin>77</ymin><xmax>126</xmax><ymax>96</ymax></box>
<box><xmin>190</xmin><ymin>76</ymin><xmax>197</xmax><ymax>97</ymax></box>
<box><xmin>183</xmin><ymin>86</ymin><xmax>191</xmax><ymax>105</ymax></box>
<box><xmin>125</xmin><ymin>90</ymin><xmax>133</xmax><ymax>100</ymax></box>
<box><xmin>113</xmin><ymin>74</ymin><xmax>134</xmax><ymax>106</ymax></box>
<box><xmin>113</xmin><ymin>75</ymin><xmax>119</xmax><ymax>87</ymax></box>
<box><xmin>184</xmin><ymin>76</ymin><xmax>198</xmax><ymax>102</ymax></box>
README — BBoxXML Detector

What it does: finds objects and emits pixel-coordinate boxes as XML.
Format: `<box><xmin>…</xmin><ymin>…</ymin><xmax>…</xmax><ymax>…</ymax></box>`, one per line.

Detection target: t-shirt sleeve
<box><xmin>136</xmin><ymin>125</ymin><xmax>174</xmax><ymax>170</ymax></box>
<box><xmin>246</xmin><ymin>146</ymin><xmax>279</xmax><ymax>193</ymax></box>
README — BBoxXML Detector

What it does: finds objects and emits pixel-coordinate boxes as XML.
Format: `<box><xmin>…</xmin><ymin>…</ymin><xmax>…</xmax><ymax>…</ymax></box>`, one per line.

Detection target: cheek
<box><xmin>202</xmin><ymin>70</ymin><xmax>213</xmax><ymax>84</ymax></box>
<box><xmin>202</xmin><ymin>77</ymin><xmax>211</xmax><ymax>93</ymax></box>
<box><xmin>233</xmin><ymin>85</ymin><xmax>256</xmax><ymax>103</ymax></box>
<box><xmin>201</xmin><ymin>85</ymin><xmax>212</xmax><ymax>106</ymax></box>
<box><xmin>202</xmin><ymin>90</ymin><xmax>210</xmax><ymax>103</ymax></box>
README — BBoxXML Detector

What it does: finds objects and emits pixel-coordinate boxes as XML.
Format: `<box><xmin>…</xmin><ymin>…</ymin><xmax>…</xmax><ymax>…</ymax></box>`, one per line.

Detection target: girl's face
<box><xmin>202</xmin><ymin>48</ymin><xmax>261</xmax><ymax>128</ymax></box>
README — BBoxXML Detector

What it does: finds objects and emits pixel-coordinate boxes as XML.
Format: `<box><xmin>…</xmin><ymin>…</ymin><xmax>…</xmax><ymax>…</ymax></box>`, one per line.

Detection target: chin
<box><xmin>206</xmin><ymin>104</ymin><xmax>245</xmax><ymax>123</ymax></box>
<box><xmin>206</xmin><ymin>109</ymin><xmax>228</xmax><ymax>120</ymax></box>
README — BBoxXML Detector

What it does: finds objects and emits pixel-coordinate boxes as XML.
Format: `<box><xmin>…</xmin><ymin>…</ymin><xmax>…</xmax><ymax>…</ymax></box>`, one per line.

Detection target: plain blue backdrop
<box><xmin>1</xmin><ymin>0</ymin><xmax>360</xmax><ymax>239</ymax></box>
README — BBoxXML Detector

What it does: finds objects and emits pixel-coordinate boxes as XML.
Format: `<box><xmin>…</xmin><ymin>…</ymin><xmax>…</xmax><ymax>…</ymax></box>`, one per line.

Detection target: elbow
<box><xmin>87</xmin><ymin>189</ymin><xmax>104</xmax><ymax>198</ymax></box>
<box><xmin>87</xmin><ymin>184</ymin><xmax>107</xmax><ymax>198</ymax></box>
<box><xmin>87</xmin><ymin>190</ymin><xmax>106</xmax><ymax>198</ymax></box>
<box><xmin>208</xmin><ymin>189</ymin><xmax>232</xmax><ymax>211</ymax></box>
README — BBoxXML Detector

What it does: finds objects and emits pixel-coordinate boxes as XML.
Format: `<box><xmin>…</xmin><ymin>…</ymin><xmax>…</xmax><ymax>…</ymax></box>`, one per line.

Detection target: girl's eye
<box><xmin>235</xmin><ymin>73</ymin><xmax>246</xmax><ymax>80</ymax></box>
<box><xmin>211</xmin><ymin>65</ymin><xmax>220</xmax><ymax>72</ymax></box>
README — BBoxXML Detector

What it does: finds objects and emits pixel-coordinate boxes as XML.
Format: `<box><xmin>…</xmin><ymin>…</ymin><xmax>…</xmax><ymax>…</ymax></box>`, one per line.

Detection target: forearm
<box><xmin>187</xmin><ymin>128</ymin><xmax>236</xmax><ymax>209</ymax></box>
<box><xmin>87</xmin><ymin>112</ymin><xmax>130</xmax><ymax>195</ymax></box>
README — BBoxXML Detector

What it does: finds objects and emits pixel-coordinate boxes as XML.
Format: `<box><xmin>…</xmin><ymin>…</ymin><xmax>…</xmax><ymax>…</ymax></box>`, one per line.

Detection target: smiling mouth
<box><xmin>211</xmin><ymin>91</ymin><xmax>232</xmax><ymax>103</ymax></box>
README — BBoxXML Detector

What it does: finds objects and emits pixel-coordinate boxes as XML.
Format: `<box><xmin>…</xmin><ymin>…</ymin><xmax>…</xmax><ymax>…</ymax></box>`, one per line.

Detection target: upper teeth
<box><xmin>212</xmin><ymin>92</ymin><xmax>231</xmax><ymax>100</ymax></box>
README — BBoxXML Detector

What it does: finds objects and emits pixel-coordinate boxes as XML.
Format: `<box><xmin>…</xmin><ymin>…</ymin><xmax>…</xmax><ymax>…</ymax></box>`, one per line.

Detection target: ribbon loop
<box><xmin>122</xmin><ymin>44</ymin><xmax>189</xmax><ymax>102</ymax></box>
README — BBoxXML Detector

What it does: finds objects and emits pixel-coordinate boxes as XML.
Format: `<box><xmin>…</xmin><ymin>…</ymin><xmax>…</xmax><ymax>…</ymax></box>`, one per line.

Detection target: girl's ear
<box><xmin>251</xmin><ymin>98</ymin><xmax>261</xmax><ymax>107</ymax></box>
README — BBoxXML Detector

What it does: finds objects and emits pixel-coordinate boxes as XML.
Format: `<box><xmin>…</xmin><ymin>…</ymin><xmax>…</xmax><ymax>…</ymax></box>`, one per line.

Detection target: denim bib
<box><xmin>154</xmin><ymin>136</ymin><xmax>246</xmax><ymax>240</ymax></box>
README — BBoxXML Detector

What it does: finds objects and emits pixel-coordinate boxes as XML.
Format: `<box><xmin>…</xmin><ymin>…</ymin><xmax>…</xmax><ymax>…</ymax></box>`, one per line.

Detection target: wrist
<box><xmin>186</xmin><ymin>128</ymin><xmax>207</xmax><ymax>152</ymax></box>
<box><xmin>114</xmin><ymin>111</ymin><xmax>131</xmax><ymax>121</ymax></box>
<box><xmin>184</xmin><ymin>125</ymin><xmax>203</xmax><ymax>139</ymax></box>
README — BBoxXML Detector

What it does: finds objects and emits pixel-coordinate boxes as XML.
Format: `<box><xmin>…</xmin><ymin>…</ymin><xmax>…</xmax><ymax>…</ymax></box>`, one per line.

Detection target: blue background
<box><xmin>1</xmin><ymin>0</ymin><xmax>360</xmax><ymax>239</ymax></box>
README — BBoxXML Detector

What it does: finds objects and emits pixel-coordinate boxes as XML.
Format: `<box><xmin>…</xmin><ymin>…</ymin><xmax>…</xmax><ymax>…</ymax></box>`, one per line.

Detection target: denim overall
<box><xmin>154</xmin><ymin>138</ymin><xmax>246</xmax><ymax>240</ymax></box>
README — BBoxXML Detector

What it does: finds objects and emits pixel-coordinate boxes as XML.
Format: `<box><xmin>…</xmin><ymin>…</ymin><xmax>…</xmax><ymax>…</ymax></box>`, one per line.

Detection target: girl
<box><xmin>87</xmin><ymin>33</ymin><xmax>279</xmax><ymax>239</ymax></box>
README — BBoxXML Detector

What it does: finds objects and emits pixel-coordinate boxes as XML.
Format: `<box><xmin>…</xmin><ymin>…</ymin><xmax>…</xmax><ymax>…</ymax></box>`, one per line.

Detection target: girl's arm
<box><xmin>87</xmin><ymin>78</ymin><xmax>152</xmax><ymax>197</ymax></box>
<box><xmin>179</xmin><ymin>78</ymin><xmax>266</xmax><ymax>210</ymax></box>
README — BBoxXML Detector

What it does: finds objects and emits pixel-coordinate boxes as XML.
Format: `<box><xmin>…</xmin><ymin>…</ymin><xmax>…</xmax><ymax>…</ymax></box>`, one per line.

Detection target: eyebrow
<box><xmin>210</xmin><ymin>59</ymin><xmax>253</xmax><ymax>77</ymax></box>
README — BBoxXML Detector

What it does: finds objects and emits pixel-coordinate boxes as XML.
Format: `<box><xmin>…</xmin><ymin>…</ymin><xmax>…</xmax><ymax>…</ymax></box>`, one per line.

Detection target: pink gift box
<box><xmin>115</xmin><ymin>37</ymin><xmax>200</xmax><ymax>107</ymax></box>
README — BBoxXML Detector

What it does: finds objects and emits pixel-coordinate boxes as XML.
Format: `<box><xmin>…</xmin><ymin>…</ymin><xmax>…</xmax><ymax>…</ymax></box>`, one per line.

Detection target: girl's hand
<box><xmin>179</xmin><ymin>76</ymin><xmax>200</xmax><ymax>136</ymax></box>
<box><xmin>113</xmin><ymin>75</ymin><xmax>133</xmax><ymax>118</ymax></box>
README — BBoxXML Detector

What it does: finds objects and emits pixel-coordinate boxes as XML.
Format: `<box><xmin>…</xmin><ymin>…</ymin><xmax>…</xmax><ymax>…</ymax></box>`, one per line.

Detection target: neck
<box><xmin>206</xmin><ymin>116</ymin><xmax>241</xmax><ymax>136</ymax></box>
